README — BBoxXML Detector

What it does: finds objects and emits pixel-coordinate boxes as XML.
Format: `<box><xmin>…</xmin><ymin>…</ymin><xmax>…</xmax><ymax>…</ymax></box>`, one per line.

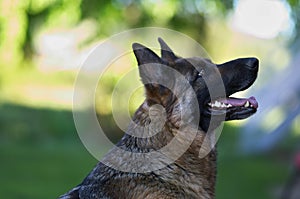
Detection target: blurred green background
<box><xmin>1</xmin><ymin>0</ymin><xmax>300</xmax><ymax>198</ymax></box>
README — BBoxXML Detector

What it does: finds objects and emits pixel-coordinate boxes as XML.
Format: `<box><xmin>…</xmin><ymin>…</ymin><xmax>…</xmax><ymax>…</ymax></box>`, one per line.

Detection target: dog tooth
<box><xmin>244</xmin><ymin>101</ymin><xmax>250</xmax><ymax>107</ymax></box>
<box><xmin>221</xmin><ymin>103</ymin><xmax>227</xmax><ymax>108</ymax></box>
<box><xmin>208</xmin><ymin>102</ymin><xmax>212</xmax><ymax>106</ymax></box>
<box><xmin>215</xmin><ymin>101</ymin><xmax>221</xmax><ymax>107</ymax></box>
<box><xmin>211</xmin><ymin>101</ymin><xmax>216</xmax><ymax>107</ymax></box>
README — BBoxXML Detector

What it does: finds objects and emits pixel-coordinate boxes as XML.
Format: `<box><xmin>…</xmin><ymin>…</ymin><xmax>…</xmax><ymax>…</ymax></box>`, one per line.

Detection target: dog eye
<box><xmin>197</xmin><ymin>69</ymin><xmax>205</xmax><ymax>77</ymax></box>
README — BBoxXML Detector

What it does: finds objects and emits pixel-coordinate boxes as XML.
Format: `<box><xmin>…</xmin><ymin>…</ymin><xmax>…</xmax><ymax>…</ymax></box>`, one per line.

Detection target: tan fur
<box><xmin>59</xmin><ymin>38</ymin><xmax>259</xmax><ymax>199</ymax></box>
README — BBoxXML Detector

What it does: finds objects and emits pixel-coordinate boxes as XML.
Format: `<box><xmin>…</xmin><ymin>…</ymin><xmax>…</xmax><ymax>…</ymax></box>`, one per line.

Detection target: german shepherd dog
<box><xmin>59</xmin><ymin>38</ymin><xmax>258</xmax><ymax>199</ymax></box>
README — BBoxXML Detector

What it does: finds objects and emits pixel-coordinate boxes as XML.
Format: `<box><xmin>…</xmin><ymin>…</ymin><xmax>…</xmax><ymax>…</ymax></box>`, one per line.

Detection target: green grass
<box><xmin>216</xmin><ymin>125</ymin><xmax>289</xmax><ymax>199</ymax></box>
<box><xmin>217</xmin><ymin>152</ymin><xmax>288</xmax><ymax>199</ymax></box>
<box><xmin>0</xmin><ymin>103</ymin><xmax>99</xmax><ymax>199</ymax></box>
<box><xmin>0</xmin><ymin>142</ymin><xmax>98</xmax><ymax>199</ymax></box>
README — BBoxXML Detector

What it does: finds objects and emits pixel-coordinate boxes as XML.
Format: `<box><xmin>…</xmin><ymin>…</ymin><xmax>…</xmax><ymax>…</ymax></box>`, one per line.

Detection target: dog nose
<box><xmin>244</xmin><ymin>58</ymin><xmax>259</xmax><ymax>70</ymax></box>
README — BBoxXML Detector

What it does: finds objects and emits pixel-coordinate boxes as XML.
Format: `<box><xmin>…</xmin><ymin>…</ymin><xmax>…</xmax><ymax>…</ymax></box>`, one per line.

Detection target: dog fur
<box><xmin>59</xmin><ymin>38</ymin><xmax>258</xmax><ymax>199</ymax></box>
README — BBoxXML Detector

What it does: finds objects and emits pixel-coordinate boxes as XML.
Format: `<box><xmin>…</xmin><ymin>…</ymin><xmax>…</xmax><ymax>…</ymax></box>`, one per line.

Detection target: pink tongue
<box><xmin>219</xmin><ymin>96</ymin><xmax>258</xmax><ymax>108</ymax></box>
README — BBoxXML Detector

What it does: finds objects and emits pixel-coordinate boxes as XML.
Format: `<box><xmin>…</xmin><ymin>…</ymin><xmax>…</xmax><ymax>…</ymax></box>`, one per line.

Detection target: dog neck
<box><xmin>123</xmin><ymin>100</ymin><xmax>217</xmax><ymax>197</ymax></box>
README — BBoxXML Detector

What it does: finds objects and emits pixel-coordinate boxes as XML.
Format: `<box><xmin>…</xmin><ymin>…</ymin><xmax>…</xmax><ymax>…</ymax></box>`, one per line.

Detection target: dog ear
<box><xmin>132</xmin><ymin>42</ymin><xmax>173</xmax><ymax>96</ymax></box>
<box><xmin>132</xmin><ymin>42</ymin><xmax>164</xmax><ymax>84</ymax></box>
<box><xmin>132</xmin><ymin>43</ymin><xmax>162</xmax><ymax>65</ymax></box>
<box><xmin>158</xmin><ymin>37</ymin><xmax>177</xmax><ymax>62</ymax></box>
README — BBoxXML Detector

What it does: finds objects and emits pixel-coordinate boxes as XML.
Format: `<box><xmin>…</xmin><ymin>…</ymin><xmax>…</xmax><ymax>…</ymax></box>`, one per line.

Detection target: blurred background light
<box><xmin>231</xmin><ymin>0</ymin><xmax>293</xmax><ymax>39</ymax></box>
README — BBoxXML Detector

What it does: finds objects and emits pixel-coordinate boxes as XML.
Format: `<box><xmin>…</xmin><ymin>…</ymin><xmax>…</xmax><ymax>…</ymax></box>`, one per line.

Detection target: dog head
<box><xmin>132</xmin><ymin>38</ymin><xmax>258</xmax><ymax>132</ymax></box>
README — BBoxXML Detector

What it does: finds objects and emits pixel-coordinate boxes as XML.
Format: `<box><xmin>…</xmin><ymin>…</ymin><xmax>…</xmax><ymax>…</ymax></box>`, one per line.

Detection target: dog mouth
<box><xmin>205</xmin><ymin>96</ymin><xmax>258</xmax><ymax>120</ymax></box>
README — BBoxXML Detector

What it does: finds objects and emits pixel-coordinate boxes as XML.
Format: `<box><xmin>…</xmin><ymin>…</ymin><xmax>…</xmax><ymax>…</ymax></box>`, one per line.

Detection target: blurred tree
<box><xmin>5</xmin><ymin>0</ymin><xmax>300</xmax><ymax>71</ymax></box>
<box><xmin>0</xmin><ymin>0</ymin><xmax>236</xmax><ymax>70</ymax></box>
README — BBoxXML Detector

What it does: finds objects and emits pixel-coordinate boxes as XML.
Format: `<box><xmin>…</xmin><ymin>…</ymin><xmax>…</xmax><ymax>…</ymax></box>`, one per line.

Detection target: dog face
<box><xmin>133</xmin><ymin>38</ymin><xmax>258</xmax><ymax>132</ymax></box>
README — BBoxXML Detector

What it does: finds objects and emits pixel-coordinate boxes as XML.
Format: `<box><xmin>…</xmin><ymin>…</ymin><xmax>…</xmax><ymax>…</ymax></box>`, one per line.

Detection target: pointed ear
<box><xmin>158</xmin><ymin>37</ymin><xmax>177</xmax><ymax>62</ymax></box>
<box><xmin>132</xmin><ymin>43</ymin><xmax>162</xmax><ymax>65</ymax></box>
<box><xmin>132</xmin><ymin>42</ymin><xmax>173</xmax><ymax>95</ymax></box>
<box><xmin>132</xmin><ymin>42</ymin><xmax>163</xmax><ymax>85</ymax></box>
